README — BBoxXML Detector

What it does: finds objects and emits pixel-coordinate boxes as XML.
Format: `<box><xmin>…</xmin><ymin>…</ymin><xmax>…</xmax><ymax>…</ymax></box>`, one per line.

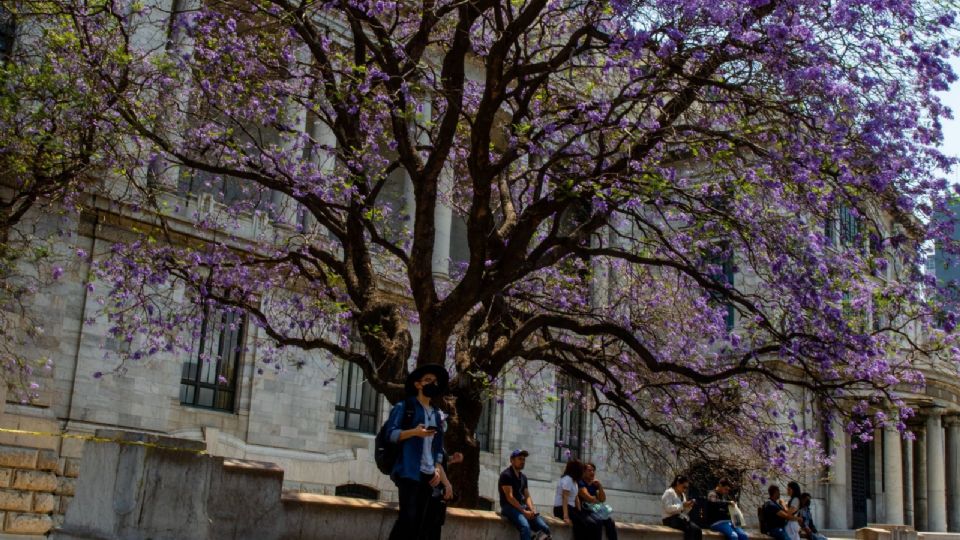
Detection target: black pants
<box><xmin>555</xmin><ymin>505</ymin><xmax>602</xmax><ymax>540</ymax></box>
<box><xmin>590</xmin><ymin>516</ymin><xmax>618</xmax><ymax>540</ymax></box>
<box><xmin>389</xmin><ymin>473</ymin><xmax>437</xmax><ymax>540</ymax></box>
<box><xmin>663</xmin><ymin>515</ymin><xmax>703</xmax><ymax>540</ymax></box>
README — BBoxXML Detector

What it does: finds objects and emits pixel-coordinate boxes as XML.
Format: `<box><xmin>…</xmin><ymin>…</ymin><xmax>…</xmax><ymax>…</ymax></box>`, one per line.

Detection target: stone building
<box><xmin>1</xmin><ymin>2</ymin><xmax>960</xmax><ymax>538</ymax></box>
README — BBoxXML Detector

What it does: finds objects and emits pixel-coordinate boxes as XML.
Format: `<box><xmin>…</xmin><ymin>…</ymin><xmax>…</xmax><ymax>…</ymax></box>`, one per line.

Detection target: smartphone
<box><xmin>424</xmin><ymin>426</ymin><xmax>438</xmax><ymax>433</ymax></box>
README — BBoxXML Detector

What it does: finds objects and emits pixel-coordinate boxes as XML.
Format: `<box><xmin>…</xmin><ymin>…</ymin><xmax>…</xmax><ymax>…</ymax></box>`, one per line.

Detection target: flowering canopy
<box><xmin>7</xmin><ymin>0</ymin><xmax>959</xmax><ymax>501</ymax></box>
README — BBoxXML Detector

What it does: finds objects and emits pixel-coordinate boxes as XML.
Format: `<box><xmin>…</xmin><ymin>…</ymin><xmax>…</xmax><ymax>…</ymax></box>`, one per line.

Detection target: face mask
<box><xmin>421</xmin><ymin>382</ymin><xmax>442</xmax><ymax>398</ymax></box>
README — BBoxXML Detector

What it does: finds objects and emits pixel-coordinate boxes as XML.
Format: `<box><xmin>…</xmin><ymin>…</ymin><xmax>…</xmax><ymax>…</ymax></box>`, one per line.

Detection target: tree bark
<box><xmin>444</xmin><ymin>385</ymin><xmax>484</xmax><ymax>508</ymax></box>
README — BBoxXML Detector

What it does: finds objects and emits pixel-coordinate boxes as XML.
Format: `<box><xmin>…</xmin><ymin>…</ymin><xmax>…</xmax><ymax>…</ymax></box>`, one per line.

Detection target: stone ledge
<box><xmin>222</xmin><ymin>458</ymin><xmax>285</xmax><ymax>477</ymax></box>
<box><xmin>92</xmin><ymin>429</ymin><xmax>206</xmax><ymax>452</ymax></box>
<box><xmin>278</xmin><ymin>492</ymin><xmax>748</xmax><ymax>539</ymax></box>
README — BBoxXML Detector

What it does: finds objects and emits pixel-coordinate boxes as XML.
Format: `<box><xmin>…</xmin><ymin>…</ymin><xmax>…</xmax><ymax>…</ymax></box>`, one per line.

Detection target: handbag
<box><xmin>729</xmin><ymin>502</ymin><xmax>745</xmax><ymax>528</ymax></box>
<box><xmin>585</xmin><ymin>501</ymin><xmax>614</xmax><ymax>521</ymax></box>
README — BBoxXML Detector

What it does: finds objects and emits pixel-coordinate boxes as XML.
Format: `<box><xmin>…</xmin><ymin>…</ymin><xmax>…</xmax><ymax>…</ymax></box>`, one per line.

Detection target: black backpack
<box><xmin>374</xmin><ymin>397</ymin><xmax>417</xmax><ymax>475</ymax></box>
<box><xmin>758</xmin><ymin>503</ymin><xmax>770</xmax><ymax>535</ymax></box>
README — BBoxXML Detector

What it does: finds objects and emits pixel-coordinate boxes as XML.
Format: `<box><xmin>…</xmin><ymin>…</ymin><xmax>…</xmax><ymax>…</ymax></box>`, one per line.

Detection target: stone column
<box><xmin>928</xmin><ymin>410</ymin><xmax>948</xmax><ymax>532</ymax></box>
<box><xmin>884</xmin><ymin>425</ymin><xmax>905</xmax><ymax>524</ymax></box>
<box><xmin>914</xmin><ymin>425</ymin><xmax>928</xmax><ymax>531</ymax></box>
<box><xmin>904</xmin><ymin>435</ymin><xmax>914</xmax><ymax>527</ymax></box>
<box><xmin>946</xmin><ymin>416</ymin><xmax>960</xmax><ymax>532</ymax></box>
<box><xmin>432</xmin><ymin>166</ymin><xmax>453</xmax><ymax>276</ymax></box>
<box><xmin>829</xmin><ymin>418</ymin><xmax>851</xmax><ymax>530</ymax></box>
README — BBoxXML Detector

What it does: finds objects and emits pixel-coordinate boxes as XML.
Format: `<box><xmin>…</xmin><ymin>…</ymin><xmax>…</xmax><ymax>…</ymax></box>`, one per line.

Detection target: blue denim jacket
<box><xmin>386</xmin><ymin>399</ymin><xmax>445</xmax><ymax>482</ymax></box>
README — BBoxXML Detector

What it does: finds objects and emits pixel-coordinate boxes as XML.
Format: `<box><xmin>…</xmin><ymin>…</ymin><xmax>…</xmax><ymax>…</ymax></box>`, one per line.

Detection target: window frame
<box><xmin>475</xmin><ymin>397</ymin><xmax>496</xmax><ymax>453</ymax></box>
<box><xmin>554</xmin><ymin>372</ymin><xmax>587</xmax><ymax>462</ymax></box>
<box><xmin>179</xmin><ymin>305</ymin><xmax>246</xmax><ymax>412</ymax></box>
<box><xmin>334</xmin><ymin>360</ymin><xmax>381</xmax><ymax>434</ymax></box>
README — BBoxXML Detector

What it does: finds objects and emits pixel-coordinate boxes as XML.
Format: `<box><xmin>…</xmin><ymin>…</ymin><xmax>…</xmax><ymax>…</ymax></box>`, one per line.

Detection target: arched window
<box><xmin>335</xmin><ymin>483</ymin><xmax>379</xmax><ymax>501</ymax></box>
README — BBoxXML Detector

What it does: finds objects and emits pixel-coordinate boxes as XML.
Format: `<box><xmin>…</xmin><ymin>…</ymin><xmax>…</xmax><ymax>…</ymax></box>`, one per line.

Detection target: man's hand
<box><xmin>523</xmin><ymin>509</ymin><xmax>536</xmax><ymax>520</ymax></box>
<box><xmin>443</xmin><ymin>482</ymin><xmax>454</xmax><ymax>501</ymax></box>
<box><xmin>429</xmin><ymin>469</ymin><xmax>442</xmax><ymax>487</ymax></box>
<box><xmin>449</xmin><ymin>452</ymin><xmax>464</xmax><ymax>465</ymax></box>
<box><xmin>411</xmin><ymin>424</ymin><xmax>435</xmax><ymax>438</ymax></box>
<box><xmin>684</xmin><ymin>500</ymin><xmax>696</xmax><ymax>509</ymax></box>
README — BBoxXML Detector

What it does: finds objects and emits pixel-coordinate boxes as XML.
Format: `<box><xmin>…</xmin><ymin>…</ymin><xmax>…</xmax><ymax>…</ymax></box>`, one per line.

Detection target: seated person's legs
<box><xmin>502</xmin><ymin>506</ymin><xmax>534</xmax><ymax>540</ymax></box>
<box><xmin>711</xmin><ymin>521</ymin><xmax>739</xmax><ymax>540</ymax></box>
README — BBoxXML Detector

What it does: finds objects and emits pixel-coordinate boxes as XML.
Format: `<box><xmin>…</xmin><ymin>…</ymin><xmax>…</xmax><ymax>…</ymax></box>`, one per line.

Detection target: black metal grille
<box><xmin>179</xmin><ymin>307</ymin><xmax>245</xmax><ymax>412</ymax></box>
<box><xmin>334</xmin><ymin>361</ymin><xmax>380</xmax><ymax>434</ymax></box>
<box><xmin>555</xmin><ymin>373</ymin><xmax>586</xmax><ymax>462</ymax></box>
<box><xmin>851</xmin><ymin>441</ymin><xmax>871</xmax><ymax>528</ymax></box>
<box><xmin>335</xmin><ymin>483</ymin><xmax>379</xmax><ymax>500</ymax></box>
<box><xmin>839</xmin><ymin>206</ymin><xmax>861</xmax><ymax>247</ymax></box>
<box><xmin>476</xmin><ymin>398</ymin><xmax>495</xmax><ymax>452</ymax></box>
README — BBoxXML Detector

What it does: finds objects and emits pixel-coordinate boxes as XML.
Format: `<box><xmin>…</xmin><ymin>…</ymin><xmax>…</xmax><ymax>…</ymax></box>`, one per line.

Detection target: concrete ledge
<box><xmin>59</xmin><ymin>431</ymin><xmax>955</xmax><ymax>540</ymax></box>
<box><xmin>92</xmin><ymin>429</ymin><xmax>206</xmax><ymax>452</ymax></box>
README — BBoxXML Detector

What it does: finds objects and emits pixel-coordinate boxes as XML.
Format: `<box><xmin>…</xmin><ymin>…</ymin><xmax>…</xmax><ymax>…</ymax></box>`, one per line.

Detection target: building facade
<box><xmin>1</xmin><ymin>1</ymin><xmax>960</xmax><ymax>535</ymax></box>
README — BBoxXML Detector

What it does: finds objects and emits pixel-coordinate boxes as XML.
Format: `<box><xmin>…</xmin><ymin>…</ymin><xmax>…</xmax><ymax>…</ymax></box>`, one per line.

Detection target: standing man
<box><xmin>763</xmin><ymin>485</ymin><xmax>799</xmax><ymax>540</ymax></box>
<box><xmin>386</xmin><ymin>364</ymin><xmax>453</xmax><ymax>540</ymax></box>
<box><xmin>500</xmin><ymin>449</ymin><xmax>552</xmax><ymax>540</ymax></box>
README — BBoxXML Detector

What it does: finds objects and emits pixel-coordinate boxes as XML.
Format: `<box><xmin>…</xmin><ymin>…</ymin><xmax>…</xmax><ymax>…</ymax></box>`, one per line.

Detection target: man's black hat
<box><xmin>404</xmin><ymin>364</ymin><xmax>449</xmax><ymax>396</ymax></box>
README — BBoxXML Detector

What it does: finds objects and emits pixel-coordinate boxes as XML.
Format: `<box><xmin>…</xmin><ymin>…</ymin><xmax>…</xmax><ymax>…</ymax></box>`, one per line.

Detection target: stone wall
<box><xmin>0</xmin><ymin>391</ymin><xmax>78</xmax><ymax>537</ymax></box>
<box><xmin>51</xmin><ymin>430</ymin><xmax>724</xmax><ymax>540</ymax></box>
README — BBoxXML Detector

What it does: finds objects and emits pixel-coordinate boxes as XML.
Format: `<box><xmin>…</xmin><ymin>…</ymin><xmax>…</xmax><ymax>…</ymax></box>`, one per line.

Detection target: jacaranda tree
<box><xmin>7</xmin><ymin>0</ymin><xmax>959</xmax><ymax>505</ymax></box>
<box><xmin>0</xmin><ymin>6</ymin><xmax>117</xmax><ymax>399</ymax></box>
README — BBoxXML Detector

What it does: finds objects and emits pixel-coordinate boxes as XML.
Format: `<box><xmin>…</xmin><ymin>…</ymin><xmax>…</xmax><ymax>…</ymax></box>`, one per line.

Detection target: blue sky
<box><xmin>941</xmin><ymin>57</ymin><xmax>960</xmax><ymax>183</ymax></box>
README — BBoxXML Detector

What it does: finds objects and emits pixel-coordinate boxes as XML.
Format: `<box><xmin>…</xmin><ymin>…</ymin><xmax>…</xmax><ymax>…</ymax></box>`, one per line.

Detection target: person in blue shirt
<box><xmin>386</xmin><ymin>364</ymin><xmax>452</xmax><ymax>540</ymax></box>
<box><xmin>579</xmin><ymin>462</ymin><xmax>617</xmax><ymax>540</ymax></box>
<box><xmin>797</xmin><ymin>493</ymin><xmax>827</xmax><ymax>540</ymax></box>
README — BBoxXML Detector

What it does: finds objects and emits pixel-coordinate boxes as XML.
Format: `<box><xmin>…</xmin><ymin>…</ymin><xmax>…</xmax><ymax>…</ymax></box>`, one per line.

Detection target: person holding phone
<box><xmin>385</xmin><ymin>364</ymin><xmax>452</xmax><ymax>540</ymax></box>
<box><xmin>661</xmin><ymin>475</ymin><xmax>702</xmax><ymax>540</ymax></box>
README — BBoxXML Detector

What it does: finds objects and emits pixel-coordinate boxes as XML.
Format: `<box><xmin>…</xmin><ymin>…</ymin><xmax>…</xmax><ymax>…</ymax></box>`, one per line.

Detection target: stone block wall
<box><xmin>0</xmin><ymin>442</ymin><xmax>79</xmax><ymax>536</ymax></box>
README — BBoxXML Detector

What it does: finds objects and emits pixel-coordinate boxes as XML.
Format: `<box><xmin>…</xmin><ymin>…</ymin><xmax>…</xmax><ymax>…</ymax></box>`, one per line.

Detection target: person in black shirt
<box><xmin>579</xmin><ymin>462</ymin><xmax>617</xmax><ymax>540</ymax></box>
<box><xmin>704</xmin><ymin>478</ymin><xmax>748</xmax><ymax>540</ymax></box>
<box><xmin>763</xmin><ymin>485</ymin><xmax>798</xmax><ymax>540</ymax></box>
<box><xmin>499</xmin><ymin>449</ymin><xmax>552</xmax><ymax>540</ymax></box>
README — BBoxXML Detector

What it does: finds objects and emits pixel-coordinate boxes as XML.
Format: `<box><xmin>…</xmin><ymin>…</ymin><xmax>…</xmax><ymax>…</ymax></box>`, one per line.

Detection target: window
<box><xmin>180</xmin><ymin>306</ymin><xmax>246</xmax><ymax>411</ymax></box>
<box><xmin>0</xmin><ymin>5</ymin><xmax>13</xmax><ymax>62</ymax></box>
<box><xmin>477</xmin><ymin>497</ymin><xmax>494</xmax><ymax>511</ymax></box>
<box><xmin>706</xmin><ymin>250</ymin><xmax>735</xmax><ymax>332</ymax></box>
<box><xmin>335</xmin><ymin>361</ymin><xmax>380</xmax><ymax>434</ymax></box>
<box><xmin>177</xmin><ymin>169</ymin><xmax>271</xmax><ymax>209</ymax></box>
<box><xmin>334</xmin><ymin>483</ymin><xmax>379</xmax><ymax>500</ymax></box>
<box><xmin>475</xmin><ymin>398</ymin><xmax>495</xmax><ymax>452</ymax></box>
<box><xmin>826</xmin><ymin>206</ymin><xmax>861</xmax><ymax>248</ymax></box>
<box><xmin>555</xmin><ymin>372</ymin><xmax>587</xmax><ymax>462</ymax></box>
<box><xmin>839</xmin><ymin>206</ymin><xmax>860</xmax><ymax>247</ymax></box>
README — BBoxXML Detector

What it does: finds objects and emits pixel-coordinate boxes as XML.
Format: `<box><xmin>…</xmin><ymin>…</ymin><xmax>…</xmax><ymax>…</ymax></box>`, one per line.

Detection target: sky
<box><xmin>942</xmin><ymin>57</ymin><xmax>960</xmax><ymax>184</ymax></box>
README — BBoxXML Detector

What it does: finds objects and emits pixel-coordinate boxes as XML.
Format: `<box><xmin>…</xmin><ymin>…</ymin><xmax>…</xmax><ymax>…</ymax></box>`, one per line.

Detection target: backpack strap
<box><xmin>400</xmin><ymin>397</ymin><xmax>418</xmax><ymax>430</ymax></box>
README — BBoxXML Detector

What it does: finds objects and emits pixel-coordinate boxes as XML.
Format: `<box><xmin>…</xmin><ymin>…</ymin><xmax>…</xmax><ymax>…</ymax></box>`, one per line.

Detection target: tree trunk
<box><xmin>444</xmin><ymin>386</ymin><xmax>484</xmax><ymax>509</ymax></box>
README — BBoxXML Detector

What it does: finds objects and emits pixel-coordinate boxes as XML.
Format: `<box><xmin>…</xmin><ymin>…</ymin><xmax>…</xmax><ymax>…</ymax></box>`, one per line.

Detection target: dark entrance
<box><xmin>851</xmin><ymin>441</ymin><xmax>872</xmax><ymax>528</ymax></box>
